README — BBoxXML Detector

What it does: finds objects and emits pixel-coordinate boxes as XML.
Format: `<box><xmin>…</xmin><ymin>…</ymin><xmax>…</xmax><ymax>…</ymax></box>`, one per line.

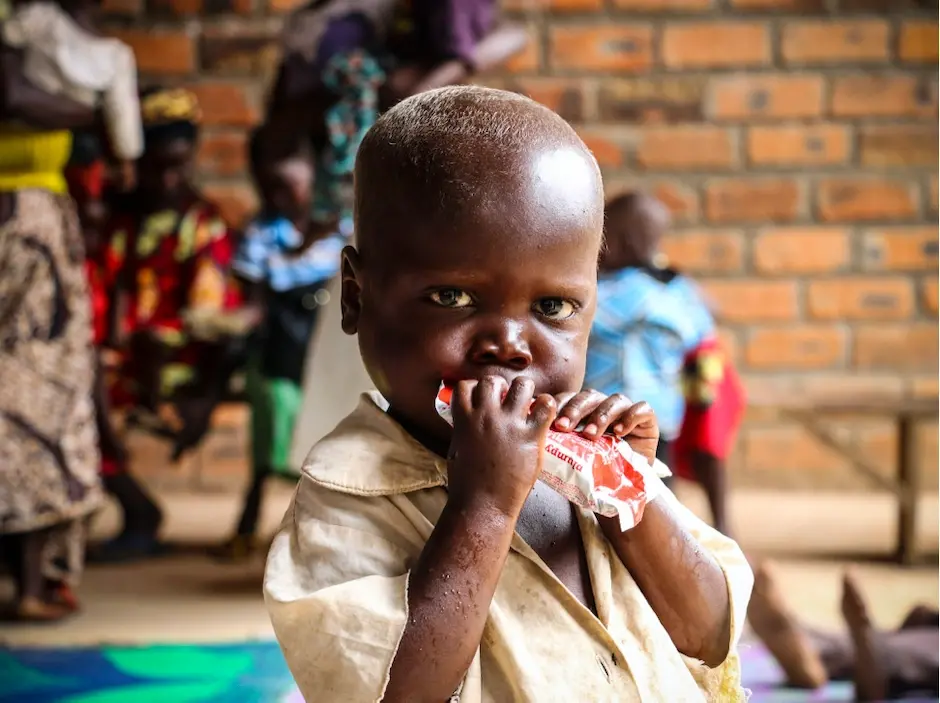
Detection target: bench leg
<box><xmin>895</xmin><ymin>415</ymin><xmax>919</xmax><ymax>566</ymax></box>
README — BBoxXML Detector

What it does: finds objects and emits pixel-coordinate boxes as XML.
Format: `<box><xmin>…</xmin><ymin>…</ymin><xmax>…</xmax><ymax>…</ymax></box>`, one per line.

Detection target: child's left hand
<box><xmin>552</xmin><ymin>390</ymin><xmax>660</xmax><ymax>465</ymax></box>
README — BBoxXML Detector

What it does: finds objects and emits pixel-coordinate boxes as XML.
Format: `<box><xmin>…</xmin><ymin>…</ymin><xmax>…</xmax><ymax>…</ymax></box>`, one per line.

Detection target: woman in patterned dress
<box><xmin>0</xmin><ymin>29</ymin><xmax>104</xmax><ymax>621</ymax></box>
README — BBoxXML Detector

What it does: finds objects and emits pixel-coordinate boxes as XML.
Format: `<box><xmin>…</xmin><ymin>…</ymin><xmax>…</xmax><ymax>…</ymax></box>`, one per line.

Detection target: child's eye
<box><xmin>429</xmin><ymin>288</ymin><xmax>474</xmax><ymax>309</ymax></box>
<box><xmin>534</xmin><ymin>298</ymin><xmax>577</xmax><ymax>320</ymax></box>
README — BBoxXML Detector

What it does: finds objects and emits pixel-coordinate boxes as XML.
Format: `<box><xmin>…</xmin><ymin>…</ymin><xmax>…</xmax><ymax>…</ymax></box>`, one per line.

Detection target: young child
<box><xmin>2</xmin><ymin>0</ymin><xmax>143</xmax><ymax>189</ymax></box>
<box><xmin>213</xmin><ymin>127</ymin><xmax>351</xmax><ymax>560</ymax></box>
<box><xmin>264</xmin><ymin>87</ymin><xmax>752</xmax><ymax>701</ymax></box>
<box><xmin>749</xmin><ymin>562</ymin><xmax>939</xmax><ymax>701</ymax></box>
<box><xmin>586</xmin><ymin>192</ymin><xmax>744</xmax><ymax>536</ymax></box>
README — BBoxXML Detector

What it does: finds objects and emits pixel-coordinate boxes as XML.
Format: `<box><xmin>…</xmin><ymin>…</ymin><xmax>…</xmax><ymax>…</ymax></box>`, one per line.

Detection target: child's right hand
<box><xmin>446</xmin><ymin>376</ymin><xmax>557</xmax><ymax>520</ymax></box>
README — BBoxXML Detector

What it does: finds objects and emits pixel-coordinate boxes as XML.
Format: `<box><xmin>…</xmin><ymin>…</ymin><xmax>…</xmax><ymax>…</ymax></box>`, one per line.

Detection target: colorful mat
<box><xmin>1</xmin><ymin>639</ymin><xmax>936</xmax><ymax>703</ymax></box>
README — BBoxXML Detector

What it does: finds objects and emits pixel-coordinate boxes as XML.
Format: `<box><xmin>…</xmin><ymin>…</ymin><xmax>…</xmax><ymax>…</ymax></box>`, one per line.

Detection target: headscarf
<box><xmin>139</xmin><ymin>87</ymin><xmax>202</xmax><ymax>148</ymax></box>
<box><xmin>281</xmin><ymin>0</ymin><xmax>397</xmax><ymax>62</ymax></box>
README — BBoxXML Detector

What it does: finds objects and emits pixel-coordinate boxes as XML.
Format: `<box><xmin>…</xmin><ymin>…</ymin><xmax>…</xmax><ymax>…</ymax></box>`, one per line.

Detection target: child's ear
<box><xmin>340</xmin><ymin>246</ymin><xmax>363</xmax><ymax>336</ymax></box>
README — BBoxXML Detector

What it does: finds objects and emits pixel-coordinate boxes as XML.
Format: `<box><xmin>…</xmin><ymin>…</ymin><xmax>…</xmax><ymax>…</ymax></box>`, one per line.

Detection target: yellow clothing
<box><xmin>0</xmin><ymin>125</ymin><xmax>71</xmax><ymax>193</ymax></box>
<box><xmin>264</xmin><ymin>393</ymin><xmax>753</xmax><ymax>703</ymax></box>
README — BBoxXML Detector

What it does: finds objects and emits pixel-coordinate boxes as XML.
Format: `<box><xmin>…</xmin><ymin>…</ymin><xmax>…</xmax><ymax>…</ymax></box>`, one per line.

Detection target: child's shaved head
<box><xmin>601</xmin><ymin>191</ymin><xmax>672</xmax><ymax>271</ymax></box>
<box><xmin>343</xmin><ymin>86</ymin><xmax>605</xmax><ymax>453</ymax></box>
<box><xmin>354</xmin><ymin>86</ymin><xmax>603</xmax><ymax>261</ymax></box>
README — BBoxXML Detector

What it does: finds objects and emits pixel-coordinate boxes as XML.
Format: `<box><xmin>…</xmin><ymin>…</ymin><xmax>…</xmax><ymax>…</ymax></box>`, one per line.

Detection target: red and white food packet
<box><xmin>435</xmin><ymin>384</ymin><xmax>668</xmax><ymax>532</ymax></box>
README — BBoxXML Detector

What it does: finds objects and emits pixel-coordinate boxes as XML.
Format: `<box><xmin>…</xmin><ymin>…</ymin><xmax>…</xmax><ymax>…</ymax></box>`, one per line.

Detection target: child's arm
<box><xmin>384</xmin><ymin>377</ymin><xmax>556</xmax><ymax>701</ymax></box>
<box><xmin>554</xmin><ymin>391</ymin><xmax>741</xmax><ymax>668</ymax></box>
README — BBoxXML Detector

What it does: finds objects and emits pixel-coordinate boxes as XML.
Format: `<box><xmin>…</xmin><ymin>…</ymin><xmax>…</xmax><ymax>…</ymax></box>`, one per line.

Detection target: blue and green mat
<box><xmin>1</xmin><ymin>639</ymin><xmax>936</xmax><ymax>702</ymax></box>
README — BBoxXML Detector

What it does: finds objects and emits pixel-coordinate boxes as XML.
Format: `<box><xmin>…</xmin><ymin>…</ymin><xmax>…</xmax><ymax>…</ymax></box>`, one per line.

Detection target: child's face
<box><xmin>259</xmin><ymin>158</ymin><xmax>313</xmax><ymax>221</ymax></box>
<box><xmin>344</xmin><ymin>147</ymin><xmax>603</xmax><ymax>450</ymax></box>
<box><xmin>138</xmin><ymin>137</ymin><xmax>194</xmax><ymax>208</ymax></box>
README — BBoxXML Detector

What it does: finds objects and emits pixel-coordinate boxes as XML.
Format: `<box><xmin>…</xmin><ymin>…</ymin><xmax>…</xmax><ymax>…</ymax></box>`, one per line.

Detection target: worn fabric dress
<box><xmin>0</xmin><ymin>187</ymin><xmax>103</xmax><ymax>584</ymax></box>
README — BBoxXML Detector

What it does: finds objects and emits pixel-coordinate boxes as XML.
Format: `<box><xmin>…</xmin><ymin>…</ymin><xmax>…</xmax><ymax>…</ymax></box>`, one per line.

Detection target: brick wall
<box><xmin>104</xmin><ymin>0</ymin><xmax>939</xmax><ymax>490</ymax></box>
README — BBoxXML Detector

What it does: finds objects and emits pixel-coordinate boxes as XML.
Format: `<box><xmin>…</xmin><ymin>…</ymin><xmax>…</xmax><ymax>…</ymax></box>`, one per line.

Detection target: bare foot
<box><xmin>840</xmin><ymin>572</ymin><xmax>886</xmax><ymax>702</ymax></box>
<box><xmin>13</xmin><ymin>596</ymin><xmax>73</xmax><ymax>623</ymax></box>
<box><xmin>747</xmin><ymin>562</ymin><xmax>828</xmax><ymax>689</ymax></box>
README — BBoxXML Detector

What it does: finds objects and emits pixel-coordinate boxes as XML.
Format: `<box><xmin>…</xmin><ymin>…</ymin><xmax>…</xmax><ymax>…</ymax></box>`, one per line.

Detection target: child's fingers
<box><xmin>553</xmin><ymin>389</ymin><xmax>605</xmax><ymax>431</ymax></box>
<box><xmin>453</xmin><ymin>379</ymin><xmax>476</xmax><ymax>419</ymax></box>
<box><xmin>579</xmin><ymin>393</ymin><xmax>634</xmax><ymax>438</ymax></box>
<box><xmin>472</xmin><ymin>375</ymin><xmax>507</xmax><ymax>410</ymax></box>
<box><xmin>504</xmin><ymin>376</ymin><xmax>536</xmax><ymax>415</ymax></box>
<box><xmin>616</xmin><ymin>402</ymin><xmax>657</xmax><ymax>437</ymax></box>
<box><xmin>528</xmin><ymin>393</ymin><xmax>558</xmax><ymax>432</ymax></box>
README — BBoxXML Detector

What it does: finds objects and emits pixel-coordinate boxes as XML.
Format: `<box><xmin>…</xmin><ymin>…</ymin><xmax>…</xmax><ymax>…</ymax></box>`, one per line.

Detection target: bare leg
<box><xmin>691</xmin><ymin>451</ymin><xmax>730</xmax><ymax>537</ymax></box>
<box><xmin>14</xmin><ymin>530</ymin><xmax>71</xmax><ymax>621</ymax></box>
<box><xmin>841</xmin><ymin>572</ymin><xmax>888</xmax><ymax>702</ymax></box>
<box><xmin>747</xmin><ymin>562</ymin><xmax>828</xmax><ymax>689</ymax></box>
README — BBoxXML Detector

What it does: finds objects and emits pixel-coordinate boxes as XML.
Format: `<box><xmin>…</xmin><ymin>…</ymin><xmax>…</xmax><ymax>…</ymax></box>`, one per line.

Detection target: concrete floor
<box><xmin>1</xmin><ymin>479</ymin><xmax>937</xmax><ymax>647</ymax></box>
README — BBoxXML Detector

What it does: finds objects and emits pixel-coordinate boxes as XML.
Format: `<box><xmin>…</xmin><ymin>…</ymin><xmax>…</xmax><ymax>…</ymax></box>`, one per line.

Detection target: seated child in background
<box><xmin>3</xmin><ymin>0</ymin><xmax>142</xmax><ymax>189</ymax></box>
<box><xmin>749</xmin><ymin>562</ymin><xmax>939</xmax><ymax>701</ymax></box>
<box><xmin>585</xmin><ymin>192</ymin><xmax>744</xmax><ymax>536</ymax></box>
<box><xmin>264</xmin><ymin>86</ymin><xmax>752</xmax><ymax>702</ymax></box>
<box><xmin>213</xmin><ymin>127</ymin><xmax>352</xmax><ymax>561</ymax></box>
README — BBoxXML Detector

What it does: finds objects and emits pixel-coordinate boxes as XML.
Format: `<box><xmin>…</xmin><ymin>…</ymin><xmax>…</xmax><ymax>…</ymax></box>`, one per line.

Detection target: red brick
<box><xmin>551</xmin><ymin>25</ymin><xmax>653</xmax><ymax>72</ymax></box>
<box><xmin>635</xmin><ymin>126</ymin><xmax>736</xmax><ymax>171</ymax></box>
<box><xmin>503</xmin><ymin>78</ymin><xmax>587</xmax><ymax>122</ymax></box>
<box><xmin>606</xmin><ymin>178</ymin><xmax>700</xmax><ymax>222</ymax></box>
<box><xmin>747</xmin><ymin>125</ymin><xmax>849</xmax><ymax>167</ymax></box>
<box><xmin>196</xmin><ymin>130</ymin><xmax>248</xmax><ymax>178</ymax></box>
<box><xmin>612</xmin><ymin>0</ymin><xmax>712</xmax><ymax>8</ymax></box>
<box><xmin>709</xmin><ymin>74</ymin><xmax>824</xmax><ymax>120</ymax></box>
<box><xmin>921</xmin><ymin>278</ymin><xmax>938</xmax><ymax>315</ymax></box>
<box><xmin>753</xmin><ymin>228</ymin><xmax>850</xmax><ymax>274</ymax></box>
<box><xmin>744</xmin><ymin>373</ymin><xmax>907</xmax><ymax>408</ymax></box>
<box><xmin>705</xmin><ymin>178</ymin><xmax>802</xmax><ymax>223</ymax></box>
<box><xmin>109</xmin><ymin>29</ymin><xmax>195</xmax><ymax>75</ymax></box>
<box><xmin>929</xmin><ymin>175</ymin><xmax>938</xmax><ymax>213</ymax></box>
<box><xmin>186</xmin><ymin>82</ymin><xmax>260</xmax><ymax>127</ymax></box>
<box><xmin>201</xmin><ymin>182</ymin><xmax>257</xmax><ymax>227</ymax></box>
<box><xmin>661</xmin><ymin>22</ymin><xmax>770</xmax><ymax>69</ymax></box>
<box><xmin>745</xmin><ymin>325</ymin><xmax>846</xmax><ymax>370</ymax></box>
<box><xmin>200</xmin><ymin>26</ymin><xmax>281</xmax><ymax>75</ymax></box>
<box><xmin>504</xmin><ymin>25</ymin><xmax>541</xmax><ymax>73</ymax></box>
<box><xmin>729</xmin><ymin>0</ymin><xmax>824</xmax><ymax>8</ymax></box>
<box><xmin>830</xmin><ymin>75</ymin><xmax>937</xmax><ymax>118</ymax></box>
<box><xmin>267</xmin><ymin>0</ymin><xmax>305</xmax><ymax>12</ymax></box>
<box><xmin>651</xmin><ymin>181</ymin><xmax>700</xmax><ymax>223</ymax></box>
<box><xmin>862</xmin><ymin>227</ymin><xmax>939</xmax><ymax>272</ymax></box>
<box><xmin>699</xmin><ymin>280</ymin><xmax>799</xmax><ymax>322</ymax></box>
<box><xmin>817</xmin><ymin>178</ymin><xmax>919</xmax><ymax>223</ymax></box>
<box><xmin>859</xmin><ymin>125</ymin><xmax>938</xmax><ymax>168</ymax></box>
<box><xmin>781</xmin><ymin>20</ymin><xmax>890</xmax><ymax>65</ymax></box>
<box><xmin>807</xmin><ymin>278</ymin><xmax>914</xmax><ymax>321</ymax></box>
<box><xmin>660</xmin><ymin>229</ymin><xmax>744</xmax><ymax>273</ymax></box>
<box><xmin>598</xmin><ymin>77</ymin><xmax>704</xmax><ymax>123</ymax></box>
<box><xmin>716</xmin><ymin>327</ymin><xmax>741</xmax><ymax>365</ymax></box>
<box><xmin>741</xmin><ymin>425</ymin><xmax>851</xmax><ymax>481</ymax></box>
<box><xmin>853</xmin><ymin>324</ymin><xmax>938</xmax><ymax>371</ymax></box>
<box><xmin>503</xmin><ymin>0</ymin><xmax>603</xmax><ymax>9</ymax></box>
<box><xmin>899</xmin><ymin>21</ymin><xmax>939</xmax><ymax>63</ymax></box>
<box><xmin>577</xmin><ymin>130</ymin><xmax>626</xmax><ymax>168</ymax></box>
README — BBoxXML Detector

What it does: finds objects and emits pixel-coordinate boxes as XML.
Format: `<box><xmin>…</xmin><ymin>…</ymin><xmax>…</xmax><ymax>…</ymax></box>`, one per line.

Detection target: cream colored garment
<box><xmin>3</xmin><ymin>2</ymin><xmax>143</xmax><ymax>160</ymax></box>
<box><xmin>288</xmin><ymin>276</ymin><xmax>374</xmax><ymax>469</ymax></box>
<box><xmin>265</xmin><ymin>394</ymin><xmax>754</xmax><ymax>703</ymax></box>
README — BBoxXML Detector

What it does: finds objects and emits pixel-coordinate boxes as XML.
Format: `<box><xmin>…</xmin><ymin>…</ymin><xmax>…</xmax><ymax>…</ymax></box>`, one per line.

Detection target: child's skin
<box><xmin>342</xmin><ymin>91</ymin><xmax>732</xmax><ymax>701</ymax></box>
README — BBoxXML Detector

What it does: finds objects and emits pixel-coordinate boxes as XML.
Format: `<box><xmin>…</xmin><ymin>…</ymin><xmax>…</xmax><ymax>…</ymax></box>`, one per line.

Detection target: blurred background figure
<box><xmin>587</xmin><ymin>192</ymin><xmax>744</xmax><ymax>536</ymax></box>
<box><xmin>88</xmin><ymin>87</ymin><xmax>245</xmax><ymax>564</ymax></box>
<box><xmin>749</xmin><ymin>562</ymin><xmax>938</xmax><ymax>701</ymax></box>
<box><xmin>0</xmin><ymin>28</ymin><xmax>104</xmax><ymax>621</ymax></box>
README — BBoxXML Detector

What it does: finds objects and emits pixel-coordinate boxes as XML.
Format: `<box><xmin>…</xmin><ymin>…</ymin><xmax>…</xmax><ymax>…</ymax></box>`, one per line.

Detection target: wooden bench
<box><xmin>749</xmin><ymin>396</ymin><xmax>937</xmax><ymax>566</ymax></box>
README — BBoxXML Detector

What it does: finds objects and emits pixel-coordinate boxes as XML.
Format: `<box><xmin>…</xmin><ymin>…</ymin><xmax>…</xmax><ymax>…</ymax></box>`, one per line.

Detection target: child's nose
<box><xmin>469</xmin><ymin>323</ymin><xmax>533</xmax><ymax>371</ymax></box>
